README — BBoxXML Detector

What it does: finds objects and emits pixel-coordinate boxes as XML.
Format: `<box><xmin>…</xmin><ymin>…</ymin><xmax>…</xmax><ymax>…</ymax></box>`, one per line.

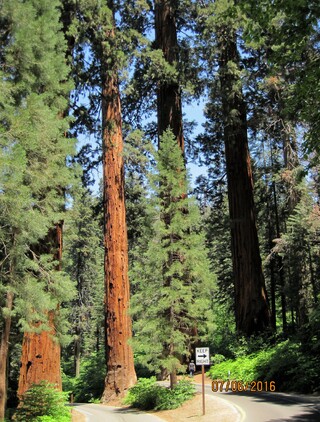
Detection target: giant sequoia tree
<box><xmin>218</xmin><ymin>29</ymin><xmax>270</xmax><ymax>335</ymax></box>
<box><xmin>198</xmin><ymin>0</ymin><xmax>271</xmax><ymax>335</ymax></box>
<box><xmin>0</xmin><ymin>0</ymin><xmax>75</xmax><ymax>412</ymax></box>
<box><xmin>101</xmin><ymin>0</ymin><xmax>137</xmax><ymax>402</ymax></box>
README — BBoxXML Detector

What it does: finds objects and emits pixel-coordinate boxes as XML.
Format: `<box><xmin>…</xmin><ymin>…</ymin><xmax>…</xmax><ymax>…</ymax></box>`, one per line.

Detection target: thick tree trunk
<box><xmin>0</xmin><ymin>291</ymin><xmax>13</xmax><ymax>421</ymax></box>
<box><xmin>218</xmin><ymin>28</ymin><xmax>271</xmax><ymax>336</ymax></box>
<box><xmin>101</xmin><ymin>3</ymin><xmax>136</xmax><ymax>402</ymax></box>
<box><xmin>17</xmin><ymin>223</ymin><xmax>63</xmax><ymax>397</ymax></box>
<box><xmin>155</xmin><ymin>0</ymin><xmax>184</xmax><ymax>152</ymax></box>
<box><xmin>17</xmin><ymin>312</ymin><xmax>62</xmax><ymax>398</ymax></box>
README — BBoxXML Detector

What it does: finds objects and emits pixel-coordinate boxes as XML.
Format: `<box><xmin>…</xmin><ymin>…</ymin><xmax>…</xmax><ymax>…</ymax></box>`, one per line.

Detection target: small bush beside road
<box><xmin>124</xmin><ymin>377</ymin><xmax>195</xmax><ymax>410</ymax></box>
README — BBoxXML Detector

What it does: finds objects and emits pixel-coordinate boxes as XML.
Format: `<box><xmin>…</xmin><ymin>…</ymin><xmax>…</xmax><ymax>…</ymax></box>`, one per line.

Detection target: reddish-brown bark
<box><xmin>17</xmin><ymin>223</ymin><xmax>63</xmax><ymax>397</ymax></box>
<box><xmin>101</xmin><ymin>4</ymin><xmax>136</xmax><ymax>402</ymax></box>
<box><xmin>155</xmin><ymin>0</ymin><xmax>184</xmax><ymax>153</ymax></box>
<box><xmin>17</xmin><ymin>312</ymin><xmax>62</xmax><ymax>398</ymax></box>
<box><xmin>218</xmin><ymin>27</ymin><xmax>271</xmax><ymax>336</ymax></box>
<box><xmin>0</xmin><ymin>291</ymin><xmax>13</xmax><ymax>421</ymax></box>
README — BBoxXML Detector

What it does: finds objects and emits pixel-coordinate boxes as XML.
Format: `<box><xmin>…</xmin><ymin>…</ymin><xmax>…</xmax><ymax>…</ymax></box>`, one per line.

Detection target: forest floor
<box><xmin>71</xmin><ymin>372</ymin><xmax>239</xmax><ymax>422</ymax></box>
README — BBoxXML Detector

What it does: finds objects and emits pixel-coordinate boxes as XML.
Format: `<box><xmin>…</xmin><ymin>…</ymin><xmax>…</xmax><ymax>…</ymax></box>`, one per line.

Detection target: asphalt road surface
<box><xmin>200</xmin><ymin>383</ymin><xmax>320</xmax><ymax>422</ymax></box>
<box><xmin>73</xmin><ymin>403</ymin><xmax>164</xmax><ymax>422</ymax></box>
<box><xmin>74</xmin><ymin>385</ymin><xmax>320</xmax><ymax>422</ymax></box>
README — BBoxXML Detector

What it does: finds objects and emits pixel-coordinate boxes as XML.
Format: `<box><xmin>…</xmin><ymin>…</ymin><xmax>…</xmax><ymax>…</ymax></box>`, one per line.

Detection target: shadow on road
<box><xmin>266</xmin><ymin>408</ymin><xmax>320</xmax><ymax>422</ymax></box>
<box><xmin>206</xmin><ymin>386</ymin><xmax>320</xmax><ymax>422</ymax></box>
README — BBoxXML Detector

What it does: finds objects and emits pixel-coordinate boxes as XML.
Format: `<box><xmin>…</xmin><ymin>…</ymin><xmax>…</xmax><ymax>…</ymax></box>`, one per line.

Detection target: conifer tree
<box><xmin>0</xmin><ymin>0</ymin><xmax>75</xmax><ymax>412</ymax></box>
<box><xmin>196</xmin><ymin>0</ymin><xmax>271</xmax><ymax>336</ymax></box>
<box><xmin>131</xmin><ymin>130</ymin><xmax>213</xmax><ymax>388</ymax></box>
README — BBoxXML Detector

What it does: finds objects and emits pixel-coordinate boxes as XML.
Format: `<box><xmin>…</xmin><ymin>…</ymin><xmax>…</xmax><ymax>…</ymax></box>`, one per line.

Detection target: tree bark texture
<box><xmin>17</xmin><ymin>312</ymin><xmax>62</xmax><ymax>398</ymax></box>
<box><xmin>101</xmin><ymin>5</ymin><xmax>137</xmax><ymax>402</ymax></box>
<box><xmin>155</xmin><ymin>0</ymin><xmax>184</xmax><ymax>152</ymax></box>
<box><xmin>0</xmin><ymin>291</ymin><xmax>13</xmax><ymax>421</ymax></box>
<box><xmin>218</xmin><ymin>28</ymin><xmax>271</xmax><ymax>336</ymax></box>
<box><xmin>17</xmin><ymin>223</ymin><xmax>63</xmax><ymax>397</ymax></box>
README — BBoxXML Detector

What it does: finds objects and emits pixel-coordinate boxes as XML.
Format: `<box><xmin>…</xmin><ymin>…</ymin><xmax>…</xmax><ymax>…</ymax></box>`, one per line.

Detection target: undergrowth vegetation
<box><xmin>209</xmin><ymin>339</ymin><xmax>320</xmax><ymax>393</ymax></box>
<box><xmin>13</xmin><ymin>381</ymin><xmax>71</xmax><ymax>421</ymax></box>
<box><xmin>62</xmin><ymin>351</ymin><xmax>105</xmax><ymax>403</ymax></box>
<box><xmin>123</xmin><ymin>377</ymin><xmax>195</xmax><ymax>410</ymax></box>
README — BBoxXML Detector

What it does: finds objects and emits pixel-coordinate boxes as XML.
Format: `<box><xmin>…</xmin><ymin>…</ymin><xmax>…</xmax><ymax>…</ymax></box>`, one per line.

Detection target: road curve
<box><xmin>199</xmin><ymin>383</ymin><xmax>320</xmax><ymax>422</ymax></box>
<box><xmin>73</xmin><ymin>385</ymin><xmax>320</xmax><ymax>422</ymax></box>
<box><xmin>72</xmin><ymin>403</ymin><xmax>165</xmax><ymax>422</ymax></box>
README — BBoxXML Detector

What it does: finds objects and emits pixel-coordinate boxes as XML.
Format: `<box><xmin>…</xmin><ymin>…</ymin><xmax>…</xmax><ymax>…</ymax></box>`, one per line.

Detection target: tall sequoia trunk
<box><xmin>0</xmin><ymin>291</ymin><xmax>13</xmax><ymax>421</ymax></box>
<box><xmin>155</xmin><ymin>0</ymin><xmax>184</xmax><ymax>153</ymax></box>
<box><xmin>101</xmin><ymin>1</ymin><xmax>136</xmax><ymax>402</ymax></box>
<box><xmin>17</xmin><ymin>223</ymin><xmax>63</xmax><ymax>397</ymax></box>
<box><xmin>218</xmin><ymin>27</ymin><xmax>271</xmax><ymax>336</ymax></box>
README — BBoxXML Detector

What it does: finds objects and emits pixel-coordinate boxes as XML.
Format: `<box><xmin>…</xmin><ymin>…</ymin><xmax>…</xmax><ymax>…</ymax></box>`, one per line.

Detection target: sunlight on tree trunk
<box><xmin>18</xmin><ymin>223</ymin><xmax>64</xmax><ymax>397</ymax></box>
<box><xmin>101</xmin><ymin>2</ymin><xmax>137</xmax><ymax>402</ymax></box>
<box><xmin>17</xmin><ymin>311</ymin><xmax>62</xmax><ymax>398</ymax></box>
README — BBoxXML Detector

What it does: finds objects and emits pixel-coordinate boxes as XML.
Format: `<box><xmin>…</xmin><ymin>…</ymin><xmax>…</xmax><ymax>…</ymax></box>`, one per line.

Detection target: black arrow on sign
<box><xmin>198</xmin><ymin>354</ymin><xmax>207</xmax><ymax>358</ymax></box>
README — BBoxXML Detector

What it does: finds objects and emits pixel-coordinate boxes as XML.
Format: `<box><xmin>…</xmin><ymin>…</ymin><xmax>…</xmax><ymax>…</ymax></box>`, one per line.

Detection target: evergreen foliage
<box><xmin>14</xmin><ymin>381</ymin><xmax>71</xmax><ymax>422</ymax></box>
<box><xmin>64</xmin><ymin>351</ymin><xmax>105</xmax><ymax>403</ymax></box>
<box><xmin>130</xmin><ymin>130</ymin><xmax>214</xmax><ymax>378</ymax></box>
<box><xmin>0</xmin><ymin>0</ymin><xmax>76</xmax><ymax>335</ymax></box>
<box><xmin>0</xmin><ymin>0</ymin><xmax>75</xmax><ymax>416</ymax></box>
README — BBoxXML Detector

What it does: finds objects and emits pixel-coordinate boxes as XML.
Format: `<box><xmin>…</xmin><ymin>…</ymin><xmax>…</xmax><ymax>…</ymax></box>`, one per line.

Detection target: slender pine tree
<box><xmin>131</xmin><ymin>130</ymin><xmax>213</xmax><ymax>388</ymax></box>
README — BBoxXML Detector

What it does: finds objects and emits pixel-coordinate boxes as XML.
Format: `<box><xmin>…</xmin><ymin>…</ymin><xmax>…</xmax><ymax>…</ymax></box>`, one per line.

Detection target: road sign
<box><xmin>195</xmin><ymin>347</ymin><xmax>210</xmax><ymax>416</ymax></box>
<box><xmin>195</xmin><ymin>347</ymin><xmax>210</xmax><ymax>365</ymax></box>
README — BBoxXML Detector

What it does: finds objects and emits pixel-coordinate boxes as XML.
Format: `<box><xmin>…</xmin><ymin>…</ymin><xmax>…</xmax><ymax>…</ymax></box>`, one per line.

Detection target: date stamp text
<box><xmin>212</xmin><ymin>379</ymin><xmax>276</xmax><ymax>392</ymax></box>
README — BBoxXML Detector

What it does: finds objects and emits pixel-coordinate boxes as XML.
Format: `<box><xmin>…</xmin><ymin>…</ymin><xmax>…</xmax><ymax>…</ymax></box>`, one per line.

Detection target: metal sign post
<box><xmin>195</xmin><ymin>347</ymin><xmax>210</xmax><ymax>416</ymax></box>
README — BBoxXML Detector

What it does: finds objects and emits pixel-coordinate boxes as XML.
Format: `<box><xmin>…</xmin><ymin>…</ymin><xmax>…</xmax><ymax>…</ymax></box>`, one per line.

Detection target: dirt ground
<box><xmin>71</xmin><ymin>408</ymin><xmax>86</xmax><ymax>422</ymax></box>
<box><xmin>71</xmin><ymin>409</ymin><xmax>86</xmax><ymax>422</ymax></box>
<box><xmin>148</xmin><ymin>373</ymin><xmax>240</xmax><ymax>422</ymax></box>
<box><xmin>71</xmin><ymin>373</ymin><xmax>240</xmax><ymax>422</ymax></box>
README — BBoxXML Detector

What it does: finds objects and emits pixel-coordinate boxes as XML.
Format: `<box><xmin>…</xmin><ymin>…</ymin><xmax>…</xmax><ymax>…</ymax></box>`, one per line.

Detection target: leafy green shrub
<box><xmin>61</xmin><ymin>371</ymin><xmax>76</xmax><ymax>401</ymax></box>
<box><xmin>155</xmin><ymin>379</ymin><xmax>195</xmax><ymax>410</ymax></box>
<box><xmin>124</xmin><ymin>377</ymin><xmax>158</xmax><ymax>410</ymax></box>
<box><xmin>211</xmin><ymin>354</ymin><xmax>226</xmax><ymax>365</ymax></box>
<box><xmin>14</xmin><ymin>381</ymin><xmax>71</xmax><ymax>422</ymax></box>
<box><xmin>124</xmin><ymin>377</ymin><xmax>195</xmax><ymax>410</ymax></box>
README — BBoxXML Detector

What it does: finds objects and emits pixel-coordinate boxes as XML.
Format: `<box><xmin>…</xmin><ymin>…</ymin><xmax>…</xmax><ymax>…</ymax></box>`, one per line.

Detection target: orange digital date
<box><xmin>211</xmin><ymin>379</ymin><xmax>276</xmax><ymax>392</ymax></box>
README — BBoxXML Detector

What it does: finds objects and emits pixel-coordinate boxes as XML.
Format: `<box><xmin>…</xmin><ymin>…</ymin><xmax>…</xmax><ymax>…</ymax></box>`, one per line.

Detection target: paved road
<box><xmin>198</xmin><ymin>383</ymin><xmax>320</xmax><ymax>422</ymax></box>
<box><xmin>73</xmin><ymin>403</ymin><xmax>164</xmax><ymax>422</ymax></box>
<box><xmin>73</xmin><ymin>385</ymin><xmax>320</xmax><ymax>422</ymax></box>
